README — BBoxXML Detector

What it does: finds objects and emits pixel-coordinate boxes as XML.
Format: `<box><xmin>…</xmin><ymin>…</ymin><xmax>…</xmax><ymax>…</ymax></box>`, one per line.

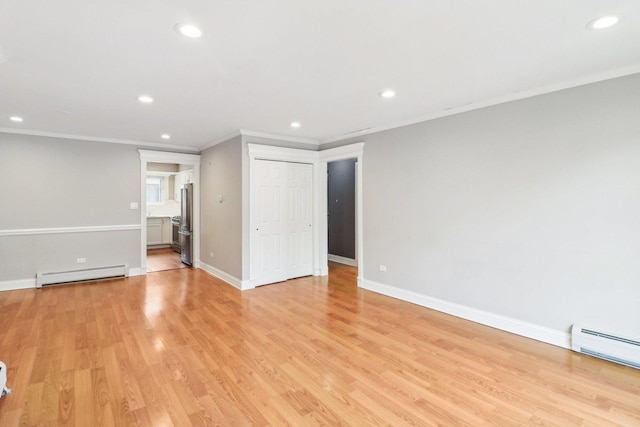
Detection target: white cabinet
<box><xmin>147</xmin><ymin>217</ymin><xmax>172</xmax><ymax>246</ymax></box>
<box><xmin>174</xmin><ymin>170</ymin><xmax>194</xmax><ymax>201</ymax></box>
<box><xmin>174</xmin><ymin>173</ymin><xmax>184</xmax><ymax>201</ymax></box>
<box><xmin>147</xmin><ymin>218</ymin><xmax>163</xmax><ymax>245</ymax></box>
<box><xmin>162</xmin><ymin>218</ymin><xmax>172</xmax><ymax>244</ymax></box>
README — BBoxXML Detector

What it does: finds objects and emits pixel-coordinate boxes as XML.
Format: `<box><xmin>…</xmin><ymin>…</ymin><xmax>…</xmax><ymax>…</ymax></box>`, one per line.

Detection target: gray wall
<box><xmin>0</xmin><ymin>134</ymin><xmax>143</xmax><ymax>282</ymax></box>
<box><xmin>200</xmin><ymin>136</ymin><xmax>243</xmax><ymax>279</ymax></box>
<box><xmin>350</xmin><ymin>72</ymin><xmax>640</xmax><ymax>333</ymax></box>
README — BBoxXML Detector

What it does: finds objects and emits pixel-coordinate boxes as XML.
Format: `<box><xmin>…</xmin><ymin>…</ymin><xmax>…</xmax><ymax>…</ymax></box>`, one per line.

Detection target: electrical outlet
<box><xmin>379</xmin><ymin>265</ymin><xmax>387</xmax><ymax>272</ymax></box>
<box><xmin>77</xmin><ymin>258</ymin><xmax>86</xmax><ymax>264</ymax></box>
<box><xmin>210</xmin><ymin>252</ymin><xmax>214</xmax><ymax>258</ymax></box>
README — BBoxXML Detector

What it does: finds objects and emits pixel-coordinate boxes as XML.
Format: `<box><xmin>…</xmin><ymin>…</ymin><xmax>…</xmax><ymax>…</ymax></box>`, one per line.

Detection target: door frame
<box><xmin>246</xmin><ymin>142</ymin><xmax>364</xmax><ymax>288</ymax></box>
<box><xmin>138</xmin><ymin>149</ymin><xmax>201</xmax><ymax>273</ymax></box>
<box><xmin>319</xmin><ymin>143</ymin><xmax>365</xmax><ymax>286</ymax></box>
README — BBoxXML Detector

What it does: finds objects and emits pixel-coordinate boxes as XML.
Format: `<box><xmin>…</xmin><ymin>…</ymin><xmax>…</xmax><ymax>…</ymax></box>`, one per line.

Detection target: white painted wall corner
<box><xmin>199</xmin><ymin>262</ymin><xmax>251</xmax><ymax>290</ymax></box>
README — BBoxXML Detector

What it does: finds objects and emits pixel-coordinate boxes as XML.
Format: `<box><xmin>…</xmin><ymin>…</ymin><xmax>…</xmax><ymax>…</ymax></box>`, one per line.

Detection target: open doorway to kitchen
<box><xmin>139</xmin><ymin>150</ymin><xmax>201</xmax><ymax>274</ymax></box>
<box><xmin>145</xmin><ymin>162</ymin><xmax>193</xmax><ymax>272</ymax></box>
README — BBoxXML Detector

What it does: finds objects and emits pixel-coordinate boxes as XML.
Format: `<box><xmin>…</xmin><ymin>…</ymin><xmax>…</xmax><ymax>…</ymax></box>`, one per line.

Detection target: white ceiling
<box><xmin>1</xmin><ymin>1</ymin><xmax>639</xmax><ymax>151</ymax></box>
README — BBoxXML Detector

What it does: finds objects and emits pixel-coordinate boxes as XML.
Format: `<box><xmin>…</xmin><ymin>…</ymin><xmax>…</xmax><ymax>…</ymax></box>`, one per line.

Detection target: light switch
<box><xmin>217</xmin><ymin>195</ymin><xmax>223</xmax><ymax>203</ymax></box>
<box><xmin>130</xmin><ymin>202</ymin><xmax>139</xmax><ymax>210</ymax></box>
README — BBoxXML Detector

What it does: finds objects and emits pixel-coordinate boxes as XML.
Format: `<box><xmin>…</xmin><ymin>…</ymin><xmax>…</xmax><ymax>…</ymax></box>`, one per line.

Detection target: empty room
<box><xmin>1</xmin><ymin>1</ymin><xmax>640</xmax><ymax>425</ymax></box>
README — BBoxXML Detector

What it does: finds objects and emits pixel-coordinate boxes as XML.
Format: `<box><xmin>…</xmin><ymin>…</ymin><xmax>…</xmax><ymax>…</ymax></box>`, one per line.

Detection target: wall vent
<box><xmin>36</xmin><ymin>265</ymin><xmax>128</xmax><ymax>288</ymax></box>
<box><xmin>571</xmin><ymin>324</ymin><xmax>640</xmax><ymax>370</ymax></box>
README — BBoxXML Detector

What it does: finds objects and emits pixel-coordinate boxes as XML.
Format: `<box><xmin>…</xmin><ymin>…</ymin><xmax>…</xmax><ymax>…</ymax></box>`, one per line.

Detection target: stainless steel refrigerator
<box><xmin>179</xmin><ymin>183</ymin><xmax>193</xmax><ymax>266</ymax></box>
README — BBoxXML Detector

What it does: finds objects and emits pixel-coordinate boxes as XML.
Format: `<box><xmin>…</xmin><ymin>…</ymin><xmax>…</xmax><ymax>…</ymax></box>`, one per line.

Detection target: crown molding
<box><xmin>0</xmin><ymin>128</ymin><xmax>200</xmax><ymax>152</ymax></box>
<box><xmin>320</xmin><ymin>63</ymin><xmax>640</xmax><ymax>144</ymax></box>
<box><xmin>239</xmin><ymin>129</ymin><xmax>320</xmax><ymax>145</ymax></box>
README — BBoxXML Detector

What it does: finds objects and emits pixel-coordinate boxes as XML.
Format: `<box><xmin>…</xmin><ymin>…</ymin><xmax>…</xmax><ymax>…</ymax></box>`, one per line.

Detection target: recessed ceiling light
<box><xmin>9</xmin><ymin>116</ymin><xmax>23</xmax><ymax>122</ymax></box>
<box><xmin>175</xmin><ymin>23</ymin><xmax>203</xmax><ymax>38</ymax></box>
<box><xmin>291</xmin><ymin>121</ymin><xmax>301</xmax><ymax>128</ymax></box>
<box><xmin>161</xmin><ymin>134</ymin><xmax>171</xmax><ymax>140</ymax></box>
<box><xmin>138</xmin><ymin>95</ymin><xmax>154</xmax><ymax>104</ymax></box>
<box><xmin>379</xmin><ymin>90</ymin><xmax>396</xmax><ymax>99</ymax></box>
<box><xmin>586</xmin><ymin>15</ymin><xmax>620</xmax><ymax>30</ymax></box>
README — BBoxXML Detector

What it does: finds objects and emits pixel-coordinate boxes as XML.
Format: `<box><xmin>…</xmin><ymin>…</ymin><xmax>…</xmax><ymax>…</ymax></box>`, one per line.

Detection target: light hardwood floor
<box><xmin>146</xmin><ymin>248</ymin><xmax>188</xmax><ymax>273</ymax></box>
<box><xmin>0</xmin><ymin>263</ymin><xmax>639</xmax><ymax>426</ymax></box>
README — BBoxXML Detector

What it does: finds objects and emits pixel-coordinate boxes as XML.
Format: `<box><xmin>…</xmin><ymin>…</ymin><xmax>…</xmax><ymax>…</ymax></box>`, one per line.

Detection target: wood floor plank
<box><xmin>1</xmin><ymin>263</ymin><xmax>639</xmax><ymax>425</ymax></box>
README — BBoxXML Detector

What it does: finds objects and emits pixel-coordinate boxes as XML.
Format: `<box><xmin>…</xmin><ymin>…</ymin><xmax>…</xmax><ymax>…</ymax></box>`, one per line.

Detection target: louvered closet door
<box><xmin>251</xmin><ymin>160</ymin><xmax>313</xmax><ymax>286</ymax></box>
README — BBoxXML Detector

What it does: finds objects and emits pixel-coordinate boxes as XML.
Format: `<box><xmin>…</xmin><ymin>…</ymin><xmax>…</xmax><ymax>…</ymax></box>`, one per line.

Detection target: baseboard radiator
<box><xmin>36</xmin><ymin>265</ymin><xmax>129</xmax><ymax>288</ymax></box>
<box><xmin>571</xmin><ymin>324</ymin><xmax>640</xmax><ymax>369</ymax></box>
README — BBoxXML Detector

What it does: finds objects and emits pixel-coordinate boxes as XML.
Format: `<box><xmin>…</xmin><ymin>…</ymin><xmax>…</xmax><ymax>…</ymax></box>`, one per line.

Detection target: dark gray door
<box><xmin>328</xmin><ymin>159</ymin><xmax>357</xmax><ymax>260</ymax></box>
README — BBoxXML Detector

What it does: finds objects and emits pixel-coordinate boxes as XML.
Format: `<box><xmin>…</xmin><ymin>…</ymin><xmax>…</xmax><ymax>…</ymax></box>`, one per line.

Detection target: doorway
<box><xmin>139</xmin><ymin>150</ymin><xmax>201</xmax><ymax>274</ymax></box>
<box><xmin>327</xmin><ymin>158</ymin><xmax>358</xmax><ymax>268</ymax></box>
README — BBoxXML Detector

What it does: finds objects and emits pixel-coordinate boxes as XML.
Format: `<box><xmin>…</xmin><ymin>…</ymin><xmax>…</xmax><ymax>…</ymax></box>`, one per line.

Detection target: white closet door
<box><xmin>251</xmin><ymin>160</ymin><xmax>288</xmax><ymax>285</ymax></box>
<box><xmin>286</xmin><ymin>163</ymin><xmax>313</xmax><ymax>279</ymax></box>
<box><xmin>251</xmin><ymin>160</ymin><xmax>313</xmax><ymax>286</ymax></box>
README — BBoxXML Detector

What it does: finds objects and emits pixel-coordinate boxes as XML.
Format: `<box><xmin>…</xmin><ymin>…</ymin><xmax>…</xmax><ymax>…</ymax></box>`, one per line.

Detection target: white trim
<box><xmin>315</xmin><ymin>266</ymin><xmax>329</xmax><ymax>276</ymax></box>
<box><xmin>319</xmin><ymin>142</ymin><xmax>365</xmax><ymax>162</ymax></box>
<box><xmin>320</xmin><ymin>64</ymin><xmax>640</xmax><ymax>144</ymax></box>
<box><xmin>0</xmin><ymin>129</ymin><xmax>199</xmax><ymax>152</ymax></box>
<box><xmin>199</xmin><ymin>262</ymin><xmax>254</xmax><ymax>290</ymax></box>
<box><xmin>0</xmin><ymin>279</ymin><xmax>36</xmax><ymax>292</ymax></box>
<box><xmin>240</xmin><ymin>129</ymin><xmax>319</xmax><ymax>146</ymax></box>
<box><xmin>0</xmin><ymin>268</ymin><xmax>145</xmax><ymax>292</ymax></box>
<box><xmin>0</xmin><ymin>224</ymin><xmax>141</xmax><ymax>237</ymax></box>
<box><xmin>139</xmin><ymin>149</ymin><xmax>202</xmax><ymax>164</ymax></box>
<box><xmin>128</xmin><ymin>268</ymin><xmax>145</xmax><ymax>277</ymax></box>
<box><xmin>139</xmin><ymin>150</ymin><xmax>201</xmax><ymax>275</ymax></box>
<box><xmin>328</xmin><ymin>254</ymin><xmax>357</xmax><ymax>267</ymax></box>
<box><xmin>247</xmin><ymin>143</ymin><xmax>319</xmax><ymax>163</ymax></box>
<box><xmin>319</xmin><ymin>143</ymin><xmax>365</xmax><ymax>281</ymax></box>
<box><xmin>361</xmin><ymin>278</ymin><xmax>571</xmax><ymax>349</ymax></box>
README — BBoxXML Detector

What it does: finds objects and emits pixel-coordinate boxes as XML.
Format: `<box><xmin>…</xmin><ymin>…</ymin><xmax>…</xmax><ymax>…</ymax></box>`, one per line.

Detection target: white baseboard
<box><xmin>199</xmin><ymin>261</ymin><xmax>251</xmax><ymax>290</ymax></box>
<box><xmin>0</xmin><ymin>278</ymin><xmax>36</xmax><ymax>292</ymax></box>
<box><xmin>314</xmin><ymin>266</ymin><xmax>329</xmax><ymax>276</ymax></box>
<box><xmin>328</xmin><ymin>254</ymin><xmax>357</xmax><ymax>267</ymax></box>
<box><xmin>128</xmin><ymin>267</ymin><xmax>145</xmax><ymax>277</ymax></box>
<box><xmin>361</xmin><ymin>278</ymin><xmax>571</xmax><ymax>349</ymax></box>
<box><xmin>241</xmin><ymin>280</ymin><xmax>255</xmax><ymax>290</ymax></box>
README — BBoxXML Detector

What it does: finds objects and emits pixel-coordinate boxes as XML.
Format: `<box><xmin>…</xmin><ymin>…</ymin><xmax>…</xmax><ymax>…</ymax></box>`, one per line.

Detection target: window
<box><xmin>146</xmin><ymin>177</ymin><xmax>162</xmax><ymax>204</ymax></box>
